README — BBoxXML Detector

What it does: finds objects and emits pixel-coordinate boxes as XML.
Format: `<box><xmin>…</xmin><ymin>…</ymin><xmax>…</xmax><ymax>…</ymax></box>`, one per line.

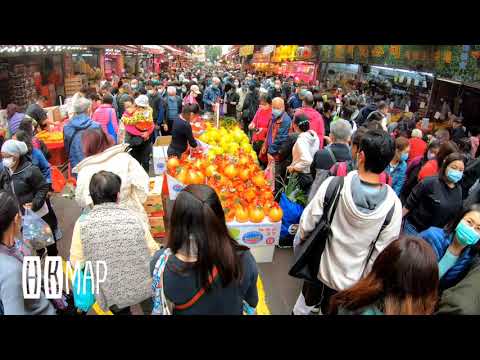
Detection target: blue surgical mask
<box><xmin>446</xmin><ymin>168</ymin><xmax>463</xmax><ymax>183</ymax></box>
<box><xmin>455</xmin><ymin>220</ymin><xmax>480</xmax><ymax>246</ymax></box>
<box><xmin>400</xmin><ymin>153</ymin><xmax>409</xmax><ymax>162</ymax></box>
<box><xmin>272</xmin><ymin>109</ymin><xmax>283</xmax><ymax>118</ymax></box>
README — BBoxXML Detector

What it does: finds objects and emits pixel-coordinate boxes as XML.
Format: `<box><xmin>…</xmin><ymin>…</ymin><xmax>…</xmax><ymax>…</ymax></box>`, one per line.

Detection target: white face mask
<box><xmin>2</xmin><ymin>157</ymin><xmax>15</xmax><ymax>169</ymax></box>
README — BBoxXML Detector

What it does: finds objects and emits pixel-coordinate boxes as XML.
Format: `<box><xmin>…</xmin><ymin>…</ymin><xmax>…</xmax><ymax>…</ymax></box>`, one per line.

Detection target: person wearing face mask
<box><xmin>0</xmin><ymin>140</ymin><xmax>57</xmax><ymax>257</ymax></box>
<box><xmin>161</xmin><ymin>86</ymin><xmax>183</xmax><ymax>136</ymax></box>
<box><xmin>403</xmin><ymin>153</ymin><xmax>465</xmax><ymax>237</ymax></box>
<box><xmin>418</xmin><ymin>140</ymin><xmax>458</xmax><ymax>182</ymax></box>
<box><xmin>202</xmin><ymin>77</ymin><xmax>222</xmax><ymax>113</ymax></box>
<box><xmin>269</xmin><ymin>79</ymin><xmax>285</xmax><ymax>100</ymax></box>
<box><xmin>419</xmin><ymin>204</ymin><xmax>480</xmax><ymax>291</ymax></box>
<box><xmin>226</xmin><ymin>83</ymin><xmax>240</xmax><ymax>117</ymax></box>
<box><xmin>183</xmin><ymin>85</ymin><xmax>202</xmax><ymax>107</ymax></box>
<box><xmin>249</xmin><ymin>94</ymin><xmax>272</xmax><ymax>155</ymax></box>
<box><xmin>385</xmin><ymin>137</ymin><xmax>409</xmax><ymax>196</ymax></box>
<box><xmin>259</xmin><ymin>98</ymin><xmax>291</xmax><ymax>193</ymax></box>
<box><xmin>0</xmin><ymin>190</ymin><xmax>56</xmax><ymax>315</ymax></box>
<box><xmin>400</xmin><ymin>140</ymin><xmax>441</xmax><ymax>204</ymax></box>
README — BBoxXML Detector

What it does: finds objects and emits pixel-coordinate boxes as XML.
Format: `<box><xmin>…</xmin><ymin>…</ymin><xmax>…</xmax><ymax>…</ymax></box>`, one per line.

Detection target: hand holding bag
<box><xmin>289</xmin><ymin>176</ymin><xmax>344</xmax><ymax>283</ymax></box>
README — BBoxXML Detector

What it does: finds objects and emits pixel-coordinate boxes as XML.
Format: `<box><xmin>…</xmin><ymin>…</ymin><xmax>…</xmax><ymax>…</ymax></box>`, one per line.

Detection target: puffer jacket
<box><xmin>73</xmin><ymin>143</ymin><xmax>150</xmax><ymax>225</ymax></box>
<box><xmin>203</xmin><ymin>85</ymin><xmax>221</xmax><ymax>112</ymax></box>
<box><xmin>385</xmin><ymin>160</ymin><xmax>407</xmax><ymax>196</ymax></box>
<box><xmin>0</xmin><ymin>157</ymin><xmax>49</xmax><ymax>213</ymax></box>
<box><xmin>420</xmin><ymin>227</ymin><xmax>476</xmax><ymax>290</ymax></box>
<box><xmin>63</xmin><ymin>113</ymin><xmax>101</xmax><ymax>171</ymax></box>
<box><xmin>291</xmin><ymin>130</ymin><xmax>320</xmax><ymax>174</ymax></box>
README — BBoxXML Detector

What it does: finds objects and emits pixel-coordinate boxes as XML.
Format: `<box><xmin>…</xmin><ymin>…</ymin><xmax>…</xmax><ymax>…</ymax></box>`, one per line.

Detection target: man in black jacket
<box><xmin>310</xmin><ymin>119</ymin><xmax>353</xmax><ymax>178</ymax></box>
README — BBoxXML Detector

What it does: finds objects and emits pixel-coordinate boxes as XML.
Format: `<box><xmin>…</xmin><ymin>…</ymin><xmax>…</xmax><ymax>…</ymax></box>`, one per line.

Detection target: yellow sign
<box><xmin>240</xmin><ymin>45</ymin><xmax>254</xmax><ymax>57</ymax></box>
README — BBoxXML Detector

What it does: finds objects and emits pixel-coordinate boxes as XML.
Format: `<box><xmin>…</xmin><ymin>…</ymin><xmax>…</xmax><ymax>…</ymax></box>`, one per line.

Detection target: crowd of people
<box><xmin>1</xmin><ymin>65</ymin><xmax>480</xmax><ymax>315</ymax></box>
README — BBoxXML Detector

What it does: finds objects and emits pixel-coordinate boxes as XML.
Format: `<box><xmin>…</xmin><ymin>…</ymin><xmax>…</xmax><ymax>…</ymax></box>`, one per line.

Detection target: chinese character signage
<box><xmin>240</xmin><ymin>45</ymin><xmax>254</xmax><ymax>57</ymax></box>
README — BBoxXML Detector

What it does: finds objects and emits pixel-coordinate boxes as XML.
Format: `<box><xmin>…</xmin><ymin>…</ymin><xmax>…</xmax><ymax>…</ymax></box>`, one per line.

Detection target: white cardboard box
<box><xmin>153</xmin><ymin>145</ymin><xmax>169</xmax><ymax>175</ymax></box>
<box><xmin>227</xmin><ymin>219</ymin><xmax>281</xmax><ymax>247</ymax></box>
<box><xmin>166</xmin><ymin>174</ymin><xmax>187</xmax><ymax>200</ymax></box>
<box><xmin>249</xmin><ymin>246</ymin><xmax>276</xmax><ymax>263</ymax></box>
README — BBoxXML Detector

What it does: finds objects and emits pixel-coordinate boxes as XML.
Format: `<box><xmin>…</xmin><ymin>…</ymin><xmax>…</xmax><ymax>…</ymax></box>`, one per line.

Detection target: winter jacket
<box><xmin>92</xmin><ymin>104</ymin><xmax>119</xmax><ymax>140</ymax></box>
<box><xmin>385</xmin><ymin>160</ymin><xmax>407</xmax><ymax>196</ymax></box>
<box><xmin>251</xmin><ymin>107</ymin><xmax>272</xmax><ymax>143</ymax></box>
<box><xmin>162</xmin><ymin>96</ymin><xmax>183</xmax><ymax>125</ymax></box>
<box><xmin>203</xmin><ymin>85</ymin><xmax>221</xmax><ymax>112</ymax></box>
<box><xmin>63</xmin><ymin>113</ymin><xmax>101</xmax><ymax>170</ymax></box>
<box><xmin>437</xmin><ymin>257</ymin><xmax>480</xmax><ymax>315</ymax></box>
<box><xmin>287</xmin><ymin>93</ymin><xmax>302</xmax><ymax>113</ymax></box>
<box><xmin>310</xmin><ymin>143</ymin><xmax>352</xmax><ymax>177</ymax></box>
<box><xmin>291</xmin><ymin>130</ymin><xmax>320</xmax><ymax>174</ymax></box>
<box><xmin>408</xmin><ymin>137</ymin><xmax>427</xmax><ymax>163</ymax></box>
<box><xmin>116</xmin><ymin>92</ymin><xmax>131</xmax><ymax>119</ymax></box>
<box><xmin>356</xmin><ymin>103</ymin><xmax>377</xmax><ymax>126</ymax></box>
<box><xmin>73</xmin><ymin>143</ymin><xmax>150</xmax><ymax>225</ymax></box>
<box><xmin>419</xmin><ymin>227</ymin><xmax>476</xmax><ymax>290</ymax></box>
<box><xmin>8</xmin><ymin>112</ymin><xmax>24</xmax><ymax>135</ymax></box>
<box><xmin>148</xmin><ymin>92</ymin><xmax>163</xmax><ymax>123</ymax></box>
<box><xmin>0</xmin><ymin>246</ymin><xmax>56</xmax><ymax>315</ymax></box>
<box><xmin>418</xmin><ymin>159</ymin><xmax>439</xmax><ymax>182</ymax></box>
<box><xmin>0</xmin><ymin>157</ymin><xmax>49</xmax><ymax>213</ymax></box>
<box><xmin>31</xmin><ymin>149</ymin><xmax>51</xmax><ymax>184</ymax></box>
<box><xmin>226</xmin><ymin>89</ymin><xmax>240</xmax><ymax>116</ymax></box>
<box><xmin>294</xmin><ymin>107</ymin><xmax>325</xmax><ymax>149</ymax></box>
<box><xmin>299</xmin><ymin>171</ymin><xmax>402</xmax><ymax>291</ymax></box>
<box><xmin>236</xmin><ymin>88</ymin><xmax>248</xmax><ymax>113</ymax></box>
<box><xmin>266</xmin><ymin>112</ymin><xmax>292</xmax><ymax>156</ymax></box>
<box><xmin>462</xmin><ymin>156</ymin><xmax>480</xmax><ymax>198</ymax></box>
<box><xmin>242</xmin><ymin>90</ymin><xmax>259</xmax><ymax>122</ymax></box>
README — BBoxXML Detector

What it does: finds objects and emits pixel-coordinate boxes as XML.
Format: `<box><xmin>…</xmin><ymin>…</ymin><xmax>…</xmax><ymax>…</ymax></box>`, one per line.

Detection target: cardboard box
<box><xmin>227</xmin><ymin>219</ymin><xmax>281</xmax><ymax>248</ymax></box>
<box><xmin>44</xmin><ymin>106</ymin><xmax>62</xmax><ymax>123</ymax></box>
<box><xmin>149</xmin><ymin>216</ymin><xmax>165</xmax><ymax>238</ymax></box>
<box><xmin>145</xmin><ymin>177</ymin><xmax>164</xmax><ymax>216</ymax></box>
<box><xmin>165</xmin><ymin>174</ymin><xmax>188</xmax><ymax>200</ymax></box>
<box><xmin>152</xmin><ymin>136</ymin><xmax>171</xmax><ymax>175</ymax></box>
<box><xmin>250</xmin><ymin>246</ymin><xmax>276</xmax><ymax>263</ymax></box>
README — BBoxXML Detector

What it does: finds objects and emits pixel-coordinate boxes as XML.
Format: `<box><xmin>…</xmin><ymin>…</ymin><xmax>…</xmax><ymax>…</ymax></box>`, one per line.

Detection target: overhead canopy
<box><xmin>141</xmin><ymin>45</ymin><xmax>165</xmax><ymax>55</ymax></box>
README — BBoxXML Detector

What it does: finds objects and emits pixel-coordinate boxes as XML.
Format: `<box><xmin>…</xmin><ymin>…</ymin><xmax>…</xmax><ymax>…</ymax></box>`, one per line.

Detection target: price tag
<box><xmin>434</xmin><ymin>112</ymin><xmax>441</xmax><ymax>120</ymax></box>
<box><xmin>420</xmin><ymin>102</ymin><xmax>425</xmax><ymax>109</ymax></box>
<box><xmin>422</xmin><ymin>118</ymin><xmax>430</xmax><ymax>129</ymax></box>
<box><xmin>399</xmin><ymin>76</ymin><xmax>404</xmax><ymax>83</ymax></box>
<box><xmin>423</xmin><ymin>81</ymin><xmax>427</xmax><ymax>88</ymax></box>
<box><xmin>406</xmin><ymin>78</ymin><xmax>412</xmax><ymax>86</ymax></box>
<box><xmin>414</xmin><ymin>78</ymin><xmax>419</xmax><ymax>86</ymax></box>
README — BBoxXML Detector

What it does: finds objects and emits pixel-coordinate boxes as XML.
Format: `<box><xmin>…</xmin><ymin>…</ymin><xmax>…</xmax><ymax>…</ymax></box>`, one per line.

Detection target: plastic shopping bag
<box><xmin>279</xmin><ymin>193</ymin><xmax>304</xmax><ymax>241</ymax></box>
<box><xmin>72</xmin><ymin>267</ymin><xmax>96</xmax><ymax>313</ymax></box>
<box><xmin>264</xmin><ymin>160</ymin><xmax>275</xmax><ymax>192</ymax></box>
<box><xmin>51</xmin><ymin>165</ymin><xmax>66</xmax><ymax>193</ymax></box>
<box><xmin>22</xmin><ymin>208</ymin><xmax>55</xmax><ymax>250</ymax></box>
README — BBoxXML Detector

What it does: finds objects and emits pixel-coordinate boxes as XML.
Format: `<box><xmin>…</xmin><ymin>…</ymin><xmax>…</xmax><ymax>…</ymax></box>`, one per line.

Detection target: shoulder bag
<box><xmin>289</xmin><ymin>176</ymin><xmax>344</xmax><ymax>283</ymax></box>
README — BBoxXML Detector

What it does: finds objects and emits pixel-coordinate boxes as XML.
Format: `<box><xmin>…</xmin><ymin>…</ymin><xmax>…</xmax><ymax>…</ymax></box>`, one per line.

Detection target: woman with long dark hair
<box><xmin>329</xmin><ymin>236</ymin><xmax>439</xmax><ymax>315</ymax></box>
<box><xmin>420</xmin><ymin>204</ymin><xmax>480</xmax><ymax>290</ymax></box>
<box><xmin>150</xmin><ymin>184</ymin><xmax>259</xmax><ymax>315</ymax></box>
<box><xmin>0</xmin><ymin>190</ymin><xmax>56</xmax><ymax>314</ymax></box>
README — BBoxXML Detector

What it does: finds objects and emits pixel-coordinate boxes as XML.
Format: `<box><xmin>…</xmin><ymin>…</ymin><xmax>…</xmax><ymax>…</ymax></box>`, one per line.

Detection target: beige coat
<box><xmin>73</xmin><ymin>144</ymin><xmax>150</xmax><ymax>225</ymax></box>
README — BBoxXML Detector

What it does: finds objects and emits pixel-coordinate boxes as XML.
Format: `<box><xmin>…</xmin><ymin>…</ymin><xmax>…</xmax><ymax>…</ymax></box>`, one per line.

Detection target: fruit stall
<box><xmin>35</xmin><ymin>106</ymin><xmax>69</xmax><ymax>166</ymax></box>
<box><xmin>153</xmin><ymin>120</ymin><xmax>283</xmax><ymax>263</ymax></box>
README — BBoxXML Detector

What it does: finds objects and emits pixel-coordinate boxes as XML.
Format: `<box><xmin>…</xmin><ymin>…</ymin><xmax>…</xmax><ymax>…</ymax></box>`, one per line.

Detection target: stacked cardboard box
<box><xmin>145</xmin><ymin>177</ymin><xmax>166</xmax><ymax>239</ymax></box>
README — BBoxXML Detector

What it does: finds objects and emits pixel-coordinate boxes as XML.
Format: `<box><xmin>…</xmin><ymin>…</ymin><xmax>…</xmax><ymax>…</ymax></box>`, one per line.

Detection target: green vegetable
<box><xmin>277</xmin><ymin>174</ymin><xmax>307</xmax><ymax>206</ymax></box>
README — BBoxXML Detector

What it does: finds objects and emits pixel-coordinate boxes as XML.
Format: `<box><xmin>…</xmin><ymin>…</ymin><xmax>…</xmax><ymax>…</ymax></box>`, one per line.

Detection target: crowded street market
<box><xmin>2</xmin><ymin>44</ymin><xmax>480</xmax><ymax>315</ymax></box>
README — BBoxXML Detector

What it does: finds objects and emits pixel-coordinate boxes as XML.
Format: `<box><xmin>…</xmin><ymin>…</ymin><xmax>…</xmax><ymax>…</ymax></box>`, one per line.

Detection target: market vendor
<box><xmin>26</xmin><ymin>95</ymin><xmax>53</xmax><ymax>130</ymax></box>
<box><xmin>167</xmin><ymin>104</ymin><xmax>198</xmax><ymax>159</ymax></box>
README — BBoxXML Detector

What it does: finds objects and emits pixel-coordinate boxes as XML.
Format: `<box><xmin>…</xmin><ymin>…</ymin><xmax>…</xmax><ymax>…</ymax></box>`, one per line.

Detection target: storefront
<box><xmin>103</xmin><ymin>47</ymin><xmax>124</xmax><ymax>80</ymax></box>
<box><xmin>0</xmin><ymin>45</ymin><xmax>90</xmax><ymax>108</ymax></box>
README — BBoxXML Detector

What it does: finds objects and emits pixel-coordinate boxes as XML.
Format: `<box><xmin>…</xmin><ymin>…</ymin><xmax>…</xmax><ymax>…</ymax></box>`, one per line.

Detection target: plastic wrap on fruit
<box><xmin>22</xmin><ymin>208</ymin><xmax>55</xmax><ymax>250</ymax></box>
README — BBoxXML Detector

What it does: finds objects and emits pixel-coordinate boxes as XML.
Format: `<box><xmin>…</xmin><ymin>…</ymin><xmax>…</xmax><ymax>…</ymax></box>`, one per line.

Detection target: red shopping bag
<box><xmin>51</xmin><ymin>165</ymin><xmax>66</xmax><ymax>193</ymax></box>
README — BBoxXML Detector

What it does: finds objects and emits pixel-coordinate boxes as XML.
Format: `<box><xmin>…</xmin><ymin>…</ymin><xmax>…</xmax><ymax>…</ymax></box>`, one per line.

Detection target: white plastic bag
<box><xmin>22</xmin><ymin>208</ymin><xmax>55</xmax><ymax>250</ymax></box>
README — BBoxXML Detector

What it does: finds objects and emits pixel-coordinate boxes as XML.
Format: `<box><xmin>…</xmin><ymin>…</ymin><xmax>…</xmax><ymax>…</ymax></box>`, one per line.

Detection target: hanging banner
<box><xmin>240</xmin><ymin>45</ymin><xmax>254</xmax><ymax>57</ymax></box>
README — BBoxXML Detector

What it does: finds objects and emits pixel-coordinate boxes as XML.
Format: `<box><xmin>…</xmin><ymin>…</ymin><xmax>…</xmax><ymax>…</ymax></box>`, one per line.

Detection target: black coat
<box><xmin>242</xmin><ymin>90</ymin><xmax>259</xmax><ymax>122</ymax></box>
<box><xmin>0</xmin><ymin>157</ymin><xmax>49</xmax><ymax>213</ymax></box>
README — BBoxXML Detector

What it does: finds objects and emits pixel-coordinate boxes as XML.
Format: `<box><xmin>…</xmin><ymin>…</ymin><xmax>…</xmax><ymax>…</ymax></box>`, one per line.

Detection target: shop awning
<box><xmin>160</xmin><ymin>45</ymin><xmax>184</xmax><ymax>54</ymax></box>
<box><xmin>141</xmin><ymin>45</ymin><xmax>165</xmax><ymax>55</ymax></box>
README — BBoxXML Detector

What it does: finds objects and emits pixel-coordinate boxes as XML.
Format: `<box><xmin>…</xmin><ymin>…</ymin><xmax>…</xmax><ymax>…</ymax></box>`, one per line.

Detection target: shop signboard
<box><xmin>252</xmin><ymin>52</ymin><xmax>271</xmax><ymax>63</ymax></box>
<box><xmin>262</xmin><ymin>45</ymin><xmax>275</xmax><ymax>54</ymax></box>
<box><xmin>240</xmin><ymin>45</ymin><xmax>254</xmax><ymax>57</ymax></box>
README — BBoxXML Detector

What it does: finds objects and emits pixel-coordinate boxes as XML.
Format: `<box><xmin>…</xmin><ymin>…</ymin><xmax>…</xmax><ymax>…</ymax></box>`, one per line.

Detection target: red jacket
<box><xmin>251</xmin><ymin>107</ymin><xmax>272</xmax><ymax>143</ymax></box>
<box><xmin>408</xmin><ymin>137</ymin><xmax>427</xmax><ymax>164</ymax></box>
<box><xmin>294</xmin><ymin>107</ymin><xmax>325</xmax><ymax>149</ymax></box>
